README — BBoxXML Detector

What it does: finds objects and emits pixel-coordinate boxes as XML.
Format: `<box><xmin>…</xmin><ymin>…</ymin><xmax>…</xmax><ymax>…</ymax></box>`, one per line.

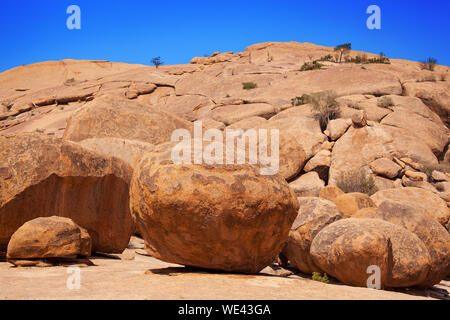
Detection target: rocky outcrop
<box><xmin>63</xmin><ymin>95</ymin><xmax>193</xmax><ymax>145</ymax></box>
<box><xmin>77</xmin><ymin>137</ymin><xmax>155</xmax><ymax>168</ymax></box>
<box><xmin>0</xmin><ymin>133</ymin><xmax>133</xmax><ymax>253</ymax></box>
<box><xmin>371</xmin><ymin>187</ymin><xmax>450</xmax><ymax>226</ymax></box>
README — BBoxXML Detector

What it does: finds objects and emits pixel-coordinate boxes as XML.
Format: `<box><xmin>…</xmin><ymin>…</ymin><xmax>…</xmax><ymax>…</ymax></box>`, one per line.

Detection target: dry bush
<box><xmin>422</xmin><ymin>162</ymin><xmax>450</xmax><ymax>182</ymax></box>
<box><xmin>336</xmin><ymin>169</ymin><xmax>378</xmax><ymax>196</ymax></box>
<box><xmin>308</xmin><ymin>91</ymin><xmax>340</xmax><ymax>130</ymax></box>
<box><xmin>420</xmin><ymin>58</ymin><xmax>437</xmax><ymax>71</ymax></box>
<box><xmin>242</xmin><ymin>82</ymin><xmax>257</xmax><ymax>90</ymax></box>
<box><xmin>377</xmin><ymin>96</ymin><xmax>394</xmax><ymax>108</ymax></box>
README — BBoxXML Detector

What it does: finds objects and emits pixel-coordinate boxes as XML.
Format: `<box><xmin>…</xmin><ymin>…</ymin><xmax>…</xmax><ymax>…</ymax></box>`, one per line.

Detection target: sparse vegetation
<box><xmin>417</xmin><ymin>75</ymin><xmax>436</xmax><ymax>82</ymax></box>
<box><xmin>420</xmin><ymin>57</ymin><xmax>437</xmax><ymax>71</ymax></box>
<box><xmin>317</xmin><ymin>54</ymin><xmax>333</xmax><ymax>62</ymax></box>
<box><xmin>347</xmin><ymin>53</ymin><xmax>390</xmax><ymax>64</ymax></box>
<box><xmin>312</xmin><ymin>272</ymin><xmax>330</xmax><ymax>284</ymax></box>
<box><xmin>422</xmin><ymin>162</ymin><xmax>450</xmax><ymax>182</ymax></box>
<box><xmin>336</xmin><ymin>169</ymin><xmax>378</xmax><ymax>196</ymax></box>
<box><xmin>291</xmin><ymin>94</ymin><xmax>312</xmax><ymax>106</ymax></box>
<box><xmin>300</xmin><ymin>60</ymin><xmax>323</xmax><ymax>71</ymax></box>
<box><xmin>151</xmin><ymin>56</ymin><xmax>163</xmax><ymax>68</ymax></box>
<box><xmin>347</xmin><ymin>101</ymin><xmax>362</xmax><ymax>110</ymax></box>
<box><xmin>242</xmin><ymin>82</ymin><xmax>257</xmax><ymax>90</ymax></box>
<box><xmin>334</xmin><ymin>43</ymin><xmax>352</xmax><ymax>63</ymax></box>
<box><xmin>64</xmin><ymin>78</ymin><xmax>75</xmax><ymax>85</ymax></box>
<box><xmin>377</xmin><ymin>96</ymin><xmax>394</xmax><ymax>108</ymax></box>
<box><xmin>308</xmin><ymin>90</ymin><xmax>340</xmax><ymax>130</ymax></box>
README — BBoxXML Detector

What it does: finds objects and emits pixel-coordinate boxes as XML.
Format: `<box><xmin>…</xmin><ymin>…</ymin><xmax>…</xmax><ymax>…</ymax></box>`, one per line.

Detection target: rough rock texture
<box><xmin>78</xmin><ymin>137</ymin><xmax>155</xmax><ymax>168</ymax></box>
<box><xmin>319</xmin><ymin>185</ymin><xmax>345</xmax><ymax>203</ymax></box>
<box><xmin>370</xmin><ymin>158</ymin><xmax>402</xmax><ymax>179</ymax></box>
<box><xmin>289</xmin><ymin>172</ymin><xmax>325</xmax><ymax>197</ymax></box>
<box><xmin>310</xmin><ymin>219</ymin><xmax>431</xmax><ymax>288</ymax></box>
<box><xmin>130</xmin><ymin>148</ymin><xmax>298</xmax><ymax>273</ymax></box>
<box><xmin>226</xmin><ymin>121</ymin><xmax>307</xmax><ymax>180</ymax></box>
<box><xmin>63</xmin><ymin>95</ymin><xmax>193</xmax><ymax>145</ymax></box>
<box><xmin>353</xmin><ymin>200</ymin><xmax>450</xmax><ymax>287</ymax></box>
<box><xmin>0</xmin><ymin>133</ymin><xmax>133</xmax><ymax>253</ymax></box>
<box><xmin>281</xmin><ymin>197</ymin><xmax>342</xmax><ymax>274</ymax></box>
<box><xmin>324</xmin><ymin>119</ymin><xmax>351</xmax><ymax>141</ymax></box>
<box><xmin>304</xmin><ymin>150</ymin><xmax>331</xmax><ymax>181</ymax></box>
<box><xmin>333</xmin><ymin>193</ymin><xmax>376</xmax><ymax>217</ymax></box>
<box><xmin>371</xmin><ymin>187</ymin><xmax>450</xmax><ymax>226</ymax></box>
<box><xmin>328</xmin><ymin>124</ymin><xmax>439</xmax><ymax>186</ymax></box>
<box><xmin>7</xmin><ymin>216</ymin><xmax>91</xmax><ymax>260</ymax></box>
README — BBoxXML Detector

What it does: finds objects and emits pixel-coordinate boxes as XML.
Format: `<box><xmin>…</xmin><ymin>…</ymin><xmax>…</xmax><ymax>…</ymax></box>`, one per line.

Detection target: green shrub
<box><xmin>317</xmin><ymin>54</ymin><xmax>333</xmax><ymax>62</ymax></box>
<box><xmin>420</xmin><ymin>57</ymin><xmax>437</xmax><ymax>71</ymax></box>
<box><xmin>308</xmin><ymin>91</ymin><xmax>340</xmax><ymax>130</ymax></box>
<box><xmin>377</xmin><ymin>96</ymin><xmax>394</xmax><ymax>108</ymax></box>
<box><xmin>312</xmin><ymin>272</ymin><xmax>330</xmax><ymax>284</ymax></box>
<box><xmin>336</xmin><ymin>169</ymin><xmax>378</xmax><ymax>196</ymax></box>
<box><xmin>348</xmin><ymin>53</ymin><xmax>390</xmax><ymax>64</ymax></box>
<box><xmin>291</xmin><ymin>94</ymin><xmax>312</xmax><ymax>106</ymax></box>
<box><xmin>300</xmin><ymin>60</ymin><xmax>323</xmax><ymax>71</ymax></box>
<box><xmin>242</xmin><ymin>82</ymin><xmax>257</xmax><ymax>90</ymax></box>
<box><xmin>151</xmin><ymin>56</ymin><xmax>163</xmax><ymax>68</ymax></box>
<box><xmin>334</xmin><ymin>43</ymin><xmax>352</xmax><ymax>63</ymax></box>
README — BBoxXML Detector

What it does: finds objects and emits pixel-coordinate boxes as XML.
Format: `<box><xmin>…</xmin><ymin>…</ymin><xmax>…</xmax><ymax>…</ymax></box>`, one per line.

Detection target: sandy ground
<box><xmin>1</xmin><ymin>242</ymin><xmax>447</xmax><ymax>300</ymax></box>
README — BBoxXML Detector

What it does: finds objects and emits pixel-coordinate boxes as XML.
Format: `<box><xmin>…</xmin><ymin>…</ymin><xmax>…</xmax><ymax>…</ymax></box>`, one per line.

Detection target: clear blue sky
<box><xmin>1</xmin><ymin>0</ymin><xmax>449</xmax><ymax>72</ymax></box>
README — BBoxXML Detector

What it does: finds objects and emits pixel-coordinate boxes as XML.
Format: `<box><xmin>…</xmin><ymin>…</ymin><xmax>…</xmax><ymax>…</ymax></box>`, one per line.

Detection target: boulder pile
<box><xmin>0</xmin><ymin>42</ymin><xmax>448</xmax><ymax>292</ymax></box>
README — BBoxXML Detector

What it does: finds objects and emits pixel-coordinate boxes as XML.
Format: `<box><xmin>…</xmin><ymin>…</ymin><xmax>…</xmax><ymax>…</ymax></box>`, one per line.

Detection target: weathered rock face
<box><xmin>130</xmin><ymin>147</ymin><xmax>298</xmax><ymax>273</ymax></box>
<box><xmin>226</xmin><ymin>122</ymin><xmax>307</xmax><ymax>180</ymax></box>
<box><xmin>328</xmin><ymin>124</ymin><xmax>438</xmax><ymax>186</ymax></box>
<box><xmin>63</xmin><ymin>95</ymin><xmax>193</xmax><ymax>145</ymax></box>
<box><xmin>371</xmin><ymin>187</ymin><xmax>450</xmax><ymax>226</ymax></box>
<box><xmin>289</xmin><ymin>172</ymin><xmax>325</xmax><ymax>197</ymax></box>
<box><xmin>310</xmin><ymin>219</ymin><xmax>431</xmax><ymax>288</ymax></box>
<box><xmin>353</xmin><ymin>200</ymin><xmax>450</xmax><ymax>287</ymax></box>
<box><xmin>7</xmin><ymin>216</ymin><xmax>91</xmax><ymax>260</ymax></box>
<box><xmin>77</xmin><ymin>137</ymin><xmax>155</xmax><ymax>168</ymax></box>
<box><xmin>0</xmin><ymin>133</ymin><xmax>133</xmax><ymax>253</ymax></box>
<box><xmin>369</xmin><ymin>158</ymin><xmax>402</xmax><ymax>179</ymax></box>
<box><xmin>333</xmin><ymin>193</ymin><xmax>376</xmax><ymax>217</ymax></box>
<box><xmin>319</xmin><ymin>185</ymin><xmax>344</xmax><ymax>203</ymax></box>
<box><xmin>281</xmin><ymin>197</ymin><xmax>342</xmax><ymax>274</ymax></box>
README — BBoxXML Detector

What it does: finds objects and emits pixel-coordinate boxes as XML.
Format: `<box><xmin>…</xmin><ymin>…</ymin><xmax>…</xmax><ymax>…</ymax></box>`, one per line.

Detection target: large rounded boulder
<box><xmin>130</xmin><ymin>147</ymin><xmax>298</xmax><ymax>273</ymax></box>
<box><xmin>310</xmin><ymin>219</ymin><xmax>431</xmax><ymax>288</ymax></box>
<box><xmin>281</xmin><ymin>197</ymin><xmax>342</xmax><ymax>274</ymax></box>
<box><xmin>0</xmin><ymin>133</ymin><xmax>133</xmax><ymax>253</ymax></box>
<box><xmin>354</xmin><ymin>200</ymin><xmax>450</xmax><ymax>287</ymax></box>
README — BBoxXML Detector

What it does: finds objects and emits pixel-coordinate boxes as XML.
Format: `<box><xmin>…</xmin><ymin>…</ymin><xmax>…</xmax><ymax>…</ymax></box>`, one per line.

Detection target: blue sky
<box><xmin>1</xmin><ymin>0</ymin><xmax>449</xmax><ymax>72</ymax></box>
